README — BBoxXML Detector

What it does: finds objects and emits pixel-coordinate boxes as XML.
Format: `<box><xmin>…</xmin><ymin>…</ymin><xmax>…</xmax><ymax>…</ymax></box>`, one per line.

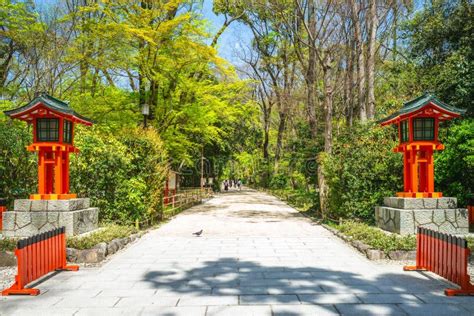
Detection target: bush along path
<box><xmin>2</xmin><ymin>189</ymin><xmax>473</xmax><ymax>316</ymax></box>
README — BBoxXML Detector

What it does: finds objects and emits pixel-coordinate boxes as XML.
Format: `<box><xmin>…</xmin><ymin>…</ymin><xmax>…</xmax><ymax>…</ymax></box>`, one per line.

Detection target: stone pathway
<box><xmin>1</xmin><ymin>189</ymin><xmax>473</xmax><ymax>315</ymax></box>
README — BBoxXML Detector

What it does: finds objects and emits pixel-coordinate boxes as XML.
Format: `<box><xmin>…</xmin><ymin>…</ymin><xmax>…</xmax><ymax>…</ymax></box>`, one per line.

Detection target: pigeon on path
<box><xmin>193</xmin><ymin>229</ymin><xmax>203</xmax><ymax>237</ymax></box>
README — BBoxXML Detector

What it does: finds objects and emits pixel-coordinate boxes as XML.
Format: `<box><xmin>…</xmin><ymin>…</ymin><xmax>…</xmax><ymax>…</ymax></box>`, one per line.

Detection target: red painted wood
<box><xmin>404</xmin><ymin>228</ymin><xmax>474</xmax><ymax>296</ymax></box>
<box><xmin>2</xmin><ymin>228</ymin><xmax>79</xmax><ymax>296</ymax></box>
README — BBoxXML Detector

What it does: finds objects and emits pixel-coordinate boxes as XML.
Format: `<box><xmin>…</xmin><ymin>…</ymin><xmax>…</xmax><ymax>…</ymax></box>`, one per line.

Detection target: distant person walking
<box><xmin>237</xmin><ymin>179</ymin><xmax>242</xmax><ymax>191</ymax></box>
<box><xmin>224</xmin><ymin>180</ymin><xmax>229</xmax><ymax>191</ymax></box>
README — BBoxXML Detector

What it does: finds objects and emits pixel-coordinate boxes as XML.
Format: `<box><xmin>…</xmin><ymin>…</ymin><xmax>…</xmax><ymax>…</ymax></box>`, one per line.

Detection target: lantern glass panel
<box><xmin>36</xmin><ymin>118</ymin><xmax>59</xmax><ymax>142</ymax></box>
<box><xmin>63</xmin><ymin>120</ymin><xmax>73</xmax><ymax>143</ymax></box>
<box><xmin>400</xmin><ymin>120</ymin><xmax>409</xmax><ymax>143</ymax></box>
<box><xmin>413</xmin><ymin>118</ymin><xmax>435</xmax><ymax>141</ymax></box>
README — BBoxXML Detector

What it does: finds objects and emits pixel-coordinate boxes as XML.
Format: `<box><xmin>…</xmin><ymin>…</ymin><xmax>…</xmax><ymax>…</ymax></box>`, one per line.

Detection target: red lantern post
<box><xmin>4</xmin><ymin>93</ymin><xmax>93</xmax><ymax>200</ymax></box>
<box><xmin>379</xmin><ymin>94</ymin><xmax>466</xmax><ymax>198</ymax></box>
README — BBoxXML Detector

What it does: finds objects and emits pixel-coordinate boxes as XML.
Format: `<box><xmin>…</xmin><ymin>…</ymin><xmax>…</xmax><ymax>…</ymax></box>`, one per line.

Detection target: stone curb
<box><xmin>66</xmin><ymin>232</ymin><xmax>144</xmax><ymax>264</ymax></box>
<box><xmin>322</xmin><ymin>224</ymin><xmax>416</xmax><ymax>261</ymax></box>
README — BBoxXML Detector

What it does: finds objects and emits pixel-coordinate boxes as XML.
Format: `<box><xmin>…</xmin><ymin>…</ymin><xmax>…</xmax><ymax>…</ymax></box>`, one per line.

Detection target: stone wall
<box><xmin>375</xmin><ymin>197</ymin><xmax>469</xmax><ymax>235</ymax></box>
<box><xmin>2</xmin><ymin>198</ymin><xmax>98</xmax><ymax>238</ymax></box>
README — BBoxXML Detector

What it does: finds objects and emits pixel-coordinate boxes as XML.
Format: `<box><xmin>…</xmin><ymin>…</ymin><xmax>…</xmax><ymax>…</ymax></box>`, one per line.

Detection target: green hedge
<box><xmin>70</xmin><ymin>127</ymin><xmax>168</xmax><ymax>225</ymax></box>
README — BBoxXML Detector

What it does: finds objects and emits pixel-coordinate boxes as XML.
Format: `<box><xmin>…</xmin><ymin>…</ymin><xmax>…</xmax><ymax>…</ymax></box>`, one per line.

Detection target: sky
<box><xmin>199</xmin><ymin>0</ymin><xmax>251</xmax><ymax>65</ymax></box>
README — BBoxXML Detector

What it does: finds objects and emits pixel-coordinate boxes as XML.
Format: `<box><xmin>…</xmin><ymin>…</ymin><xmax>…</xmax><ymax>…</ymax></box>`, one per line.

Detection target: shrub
<box><xmin>271</xmin><ymin>188</ymin><xmax>317</xmax><ymax>212</ymax></box>
<box><xmin>322</xmin><ymin>123</ymin><xmax>402</xmax><ymax>223</ymax></box>
<box><xmin>334</xmin><ymin>221</ymin><xmax>416</xmax><ymax>254</ymax></box>
<box><xmin>0</xmin><ymin>120</ymin><xmax>36</xmax><ymax>204</ymax></box>
<box><xmin>435</xmin><ymin>119</ymin><xmax>473</xmax><ymax>207</ymax></box>
<box><xmin>119</xmin><ymin>128</ymin><xmax>168</xmax><ymax>221</ymax></box>
<box><xmin>467</xmin><ymin>236</ymin><xmax>474</xmax><ymax>253</ymax></box>
<box><xmin>269</xmin><ymin>173</ymin><xmax>288</xmax><ymax>189</ymax></box>
<box><xmin>0</xmin><ymin>238</ymin><xmax>17</xmax><ymax>252</ymax></box>
<box><xmin>66</xmin><ymin>224</ymin><xmax>138</xmax><ymax>250</ymax></box>
<box><xmin>70</xmin><ymin>127</ymin><xmax>168</xmax><ymax>225</ymax></box>
<box><xmin>70</xmin><ymin>127</ymin><xmax>134</xmax><ymax>223</ymax></box>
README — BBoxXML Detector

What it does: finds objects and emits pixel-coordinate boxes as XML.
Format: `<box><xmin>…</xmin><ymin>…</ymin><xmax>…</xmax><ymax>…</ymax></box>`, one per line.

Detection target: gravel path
<box><xmin>0</xmin><ymin>266</ymin><xmax>15</xmax><ymax>291</ymax></box>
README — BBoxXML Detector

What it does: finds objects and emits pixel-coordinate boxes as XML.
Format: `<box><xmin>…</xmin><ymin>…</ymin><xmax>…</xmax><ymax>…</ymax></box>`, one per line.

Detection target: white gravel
<box><xmin>0</xmin><ymin>267</ymin><xmax>16</xmax><ymax>290</ymax></box>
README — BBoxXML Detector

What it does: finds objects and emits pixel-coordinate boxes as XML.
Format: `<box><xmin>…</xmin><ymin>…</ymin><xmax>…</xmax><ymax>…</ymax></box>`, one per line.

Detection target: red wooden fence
<box><xmin>2</xmin><ymin>227</ymin><xmax>79</xmax><ymax>296</ymax></box>
<box><xmin>0</xmin><ymin>198</ymin><xmax>6</xmax><ymax>230</ymax></box>
<box><xmin>404</xmin><ymin>227</ymin><xmax>473</xmax><ymax>296</ymax></box>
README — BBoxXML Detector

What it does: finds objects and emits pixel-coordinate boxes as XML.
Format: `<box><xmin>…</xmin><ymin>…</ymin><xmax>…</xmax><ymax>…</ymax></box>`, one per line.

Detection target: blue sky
<box><xmin>199</xmin><ymin>0</ymin><xmax>251</xmax><ymax>64</ymax></box>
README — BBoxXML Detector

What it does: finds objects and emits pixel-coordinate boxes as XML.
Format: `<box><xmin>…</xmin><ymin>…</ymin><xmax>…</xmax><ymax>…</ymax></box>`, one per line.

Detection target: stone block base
<box><xmin>2</xmin><ymin>198</ymin><xmax>98</xmax><ymax>237</ymax></box>
<box><xmin>375</xmin><ymin>197</ymin><xmax>469</xmax><ymax>235</ymax></box>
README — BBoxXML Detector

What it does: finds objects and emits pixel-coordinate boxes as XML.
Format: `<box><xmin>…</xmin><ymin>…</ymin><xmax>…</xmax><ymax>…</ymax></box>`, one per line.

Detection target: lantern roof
<box><xmin>379</xmin><ymin>93</ymin><xmax>466</xmax><ymax>126</ymax></box>
<box><xmin>3</xmin><ymin>93</ymin><xmax>93</xmax><ymax>126</ymax></box>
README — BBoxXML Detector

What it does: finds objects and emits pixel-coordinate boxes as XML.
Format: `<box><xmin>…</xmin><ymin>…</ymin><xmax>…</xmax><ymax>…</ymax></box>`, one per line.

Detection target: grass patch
<box><xmin>0</xmin><ymin>238</ymin><xmax>17</xmax><ymax>252</ymax></box>
<box><xmin>331</xmin><ymin>221</ymin><xmax>417</xmax><ymax>254</ymax></box>
<box><xmin>66</xmin><ymin>224</ymin><xmax>138</xmax><ymax>250</ymax></box>
<box><xmin>467</xmin><ymin>236</ymin><xmax>474</xmax><ymax>253</ymax></box>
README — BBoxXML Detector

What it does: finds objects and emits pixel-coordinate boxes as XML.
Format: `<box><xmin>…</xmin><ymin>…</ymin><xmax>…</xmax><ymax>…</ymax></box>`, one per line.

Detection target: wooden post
<box><xmin>200</xmin><ymin>146</ymin><xmax>204</xmax><ymax>193</ymax></box>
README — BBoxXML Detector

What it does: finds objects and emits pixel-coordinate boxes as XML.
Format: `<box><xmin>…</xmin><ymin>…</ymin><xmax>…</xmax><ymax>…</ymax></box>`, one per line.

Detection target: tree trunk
<box><xmin>306</xmin><ymin>67</ymin><xmax>317</xmax><ymax>138</ymax></box>
<box><xmin>263</xmin><ymin>107</ymin><xmax>270</xmax><ymax>160</ymax></box>
<box><xmin>349</xmin><ymin>0</ymin><xmax>366</xmax><ymax>121</ymax></box>
<box><xmin>274</xmin><ymin>111</ymin><xmax>286</xmax><ymax>162</ymax></box>
<box><xmin>366</xmin><ymin>0</ymin><xmax>378</xmax><ymax>119</ymax></box>
<box><xmin>318</xmin><ymin>54</ymin><xmax>334</xmax><ymax>218</ymax></box>
<box><xmin>306</xmin><ymin>0</ymin><xmax>318</xmax><ymax>138</ymax></box>
<box><xmin>345</xmin><ymin>40</ymin><xmax>355</xmax><ymax>126</ymax></box>
<box><xmin>322</xmin><ymin>58</ymin><xmax>333</xmax><ymax>154</ymax></box>
<box><xmin>0</xmin><ymin>42</ymin><xmax>14</xmax><ymax>88</ymax></box>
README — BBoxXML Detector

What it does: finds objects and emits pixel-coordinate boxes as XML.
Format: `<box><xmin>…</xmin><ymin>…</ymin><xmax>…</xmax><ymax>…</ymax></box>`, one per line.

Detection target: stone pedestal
<box><xmin>375</xmin><ymin>197</ymin><xmax>469</xmax><ymax>235</ymax></box>
<box><xmin>1</xmin><ymin>198</ymin><xmax>98</xmax><ymax>237</ymax></box>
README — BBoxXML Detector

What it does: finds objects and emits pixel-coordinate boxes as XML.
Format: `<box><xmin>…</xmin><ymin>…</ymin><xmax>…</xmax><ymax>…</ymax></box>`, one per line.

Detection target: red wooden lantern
<box><xmin>4</xmin><ymin>93</ymin><xmax>93</xmax><ymax>200</ymax></box>
<box><xmin>380</xmin><ymin>94</ymin><xmax>465</xmax><ymax>198</ymax></box>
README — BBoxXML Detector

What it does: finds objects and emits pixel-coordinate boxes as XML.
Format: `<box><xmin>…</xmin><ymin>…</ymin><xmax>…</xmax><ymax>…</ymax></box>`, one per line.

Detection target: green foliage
<box><xmin>270</xmin><ymin>188</ymin><xmax>318</xmax><ymax>213</ymax></box>
<box><xmin>0</xmin><ymin>120</ymin><xmax>36</xmax><ymax>203</ymax></box>
<box><xmin>70</xmin><ymin>127</ymin><xmax>168</xmax><ymax>225</ymax></box>
<box><xmin>269</xmin><ymin>173</ymin><xmax>288</xmax><ymax>189</ymax></box>
<box><xmin>0</xmin><ymin>237</ymin><xmax>17</xmax><ymax>252</ymax></box>
<box><xmin>66</xmin><ymin>88</ymin><xmax>140</xmax><ymax>132</ymax></box>
<box><xmin>321</xmin><ymin>123</ymin><xmax>402</xmax><ymax>223</ymax></box>
<box><xmin>403</xmin><ymin>0</ymin><xmax>474</xmax><ymax>114</ymax></box>
<box><xmin>66</xmin><ymin>224</ymin><xmax>138</xmax><ymax>250</ymax></box>
<box><xmin>467</xmin><ymin>236</ymin><xmax>474</xmax><ymax>252</ymax></box>
<box><xmin>119</xmin><ymin>128</ymin><xmax>168</xmax><ymax>221</ymax></box>
<box><xmin>435</xmin><ymin>119</ymin><xmax>474</xmax><ymax>206</ymax></box>
<box><xmin>334</xmin><ymin>221</ymin><xmax>416</xmax><ymax>254</ymax></box>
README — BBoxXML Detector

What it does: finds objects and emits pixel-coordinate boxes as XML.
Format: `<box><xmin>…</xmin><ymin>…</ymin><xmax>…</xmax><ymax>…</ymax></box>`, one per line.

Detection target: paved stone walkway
<box><xmin>1</xmin><ymin>189</ymin><xmax>473</xmax><ymax>315</ymax></box>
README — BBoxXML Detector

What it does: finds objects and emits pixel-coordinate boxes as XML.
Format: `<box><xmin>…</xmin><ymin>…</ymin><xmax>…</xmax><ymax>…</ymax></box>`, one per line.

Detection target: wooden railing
<box><xmin>163</xmin><ymin>187</ymin><xmax>213</xmax><ymax>218</ymax></box>
<box><xmin>404</xmin><ymin>227</ymin><xmax>473</xmax><ymax>296</ymax></box>
<box><xmin>2</xmin><ymin>227</ymin><xmax>79</xmax><ymax>296</ymax></box>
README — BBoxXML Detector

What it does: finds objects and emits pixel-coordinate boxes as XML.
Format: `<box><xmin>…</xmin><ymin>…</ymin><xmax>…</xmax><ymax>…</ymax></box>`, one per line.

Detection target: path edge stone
<box><xmin>66</xmin><ymin>232</ymin><xmax>144</xmax><ymax>264</ymax></box>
